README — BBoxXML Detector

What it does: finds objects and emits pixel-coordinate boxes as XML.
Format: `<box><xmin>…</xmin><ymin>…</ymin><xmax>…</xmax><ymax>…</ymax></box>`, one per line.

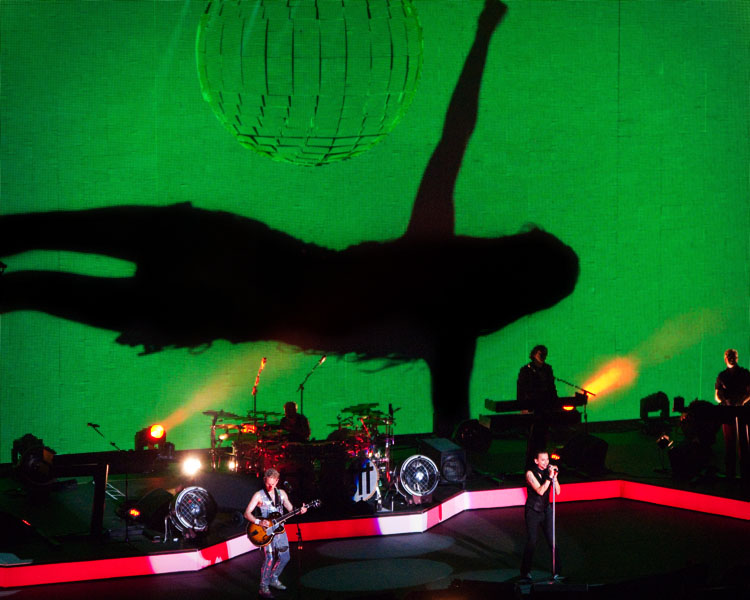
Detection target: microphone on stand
<box><xmin>282</xmin><ymin>481</ymin><xmax>293</xmax><ymax>493</ymax></box>
<box><xmin>318</xmin><ymin>355</ymin><xmax>327</xmax><ymax>365</ymax></box>
<box><xmin>87</xmin><ymin>422</ymin><xmax>100</xmax><ymax>429</ymax></box>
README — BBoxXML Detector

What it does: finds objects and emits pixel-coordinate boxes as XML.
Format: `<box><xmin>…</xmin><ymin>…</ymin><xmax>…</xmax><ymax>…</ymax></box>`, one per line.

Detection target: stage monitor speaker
<box><xmin>133</xmin><ymin>488</ymin><xmax>173</xmax><ymax>531</ymax></box>
<box><xmin>453</xmin><ymin>419</ymin><xmax>493</xmax><ymax>454</ymax></box>
<box><xmin>560</xmin><ymin>433</ymin><xmax>608</xmax><ymax>475</ymax></box>
<box><xmin>418</xmin><ymin>437</ymin><xmax>468</xmax><ymax>485</ymax></box>
<box><xmin>193</xmin><ymin>471</ymin><xmax>261</xmax><ymax>512</ymax></box>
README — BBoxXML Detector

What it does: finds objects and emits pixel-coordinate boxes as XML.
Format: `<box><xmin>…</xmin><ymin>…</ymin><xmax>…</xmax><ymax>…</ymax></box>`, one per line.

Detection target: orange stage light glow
<box><xmin>581</xmin><ymin>356</ymin><xmax>639</xmax><ymax>398</ymax></box>
<box><xmin>577</xmin><ymin>307</ymin><xmax>725</xmax><ymax>400</ymax></box>
<box><xmin>160</xmin><ymin>351</ymin><xmax>291</xmax><ymax>432</ymax></box>
<box><xmin>149</xmin><ymin>425</ymin><xmax>165</xmax><ymax>440</ymax></box>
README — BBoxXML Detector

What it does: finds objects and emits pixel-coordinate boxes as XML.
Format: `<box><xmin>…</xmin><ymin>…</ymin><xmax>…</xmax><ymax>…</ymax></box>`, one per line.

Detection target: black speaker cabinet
<box><xmin>560</xmin><ymin>433</ymin><xmax>608</xmax><ymax>475</ymax></box>
<box><xmin>418</xmin><ymin>437</ymin><xmax>468</xmax><ymax>485</ymax></box>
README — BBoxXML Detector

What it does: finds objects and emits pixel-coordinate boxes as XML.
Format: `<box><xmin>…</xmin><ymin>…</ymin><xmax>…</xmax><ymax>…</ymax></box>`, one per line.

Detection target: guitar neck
<box><xmin>274</xmin><ymin>504</ymin><xmax>306</xmax><ymax>525</ymax></box>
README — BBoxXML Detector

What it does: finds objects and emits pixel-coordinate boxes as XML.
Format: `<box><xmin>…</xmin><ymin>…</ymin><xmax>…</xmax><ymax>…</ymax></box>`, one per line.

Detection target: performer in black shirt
<box><xmin>521</xmin><ymin>449</ymin><xmax>562</xmax><ymax>581</ymax></box>
<box><xmin>714</xmin><ymin>348</ymin><xmax>750</xmax><ymax>480</ymax></box>
<box><xmin>517</xmin><ymin>345</ymin><xmax>558</xmax><ymax>468</ymax></box>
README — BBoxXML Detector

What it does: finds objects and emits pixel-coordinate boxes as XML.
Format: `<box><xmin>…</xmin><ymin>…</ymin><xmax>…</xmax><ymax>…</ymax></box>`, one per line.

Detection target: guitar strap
<box><xmin>262</xmin><ymin>488</ymin><xmax>288</xmax><ymax>552</ymax></box>
<box><xmin>263</xmin><ymin>488</ymin><xmax>282</xmax><ymax>512</ymax></box>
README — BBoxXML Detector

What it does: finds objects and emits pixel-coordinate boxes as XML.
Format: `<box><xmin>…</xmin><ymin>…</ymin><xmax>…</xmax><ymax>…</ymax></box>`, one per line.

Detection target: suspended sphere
<box><xmin>196</xmin><ymin>0</ymin><xmax>424</xmax><ymax>166</ymax></box>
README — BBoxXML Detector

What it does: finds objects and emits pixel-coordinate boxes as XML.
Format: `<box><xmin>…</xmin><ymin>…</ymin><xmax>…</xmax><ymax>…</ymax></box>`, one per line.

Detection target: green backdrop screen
<box><xmin>1</xmin><ymin>1</ymin><xmax>748</xmax><ymax>462</ymax></box>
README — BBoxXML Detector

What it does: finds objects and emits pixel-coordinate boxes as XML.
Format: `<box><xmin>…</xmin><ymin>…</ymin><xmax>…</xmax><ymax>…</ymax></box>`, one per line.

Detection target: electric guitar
<box><xmin>246</xmin><ymin>499</ymin><xmax>321</xmax><ymax>547</ymax></box>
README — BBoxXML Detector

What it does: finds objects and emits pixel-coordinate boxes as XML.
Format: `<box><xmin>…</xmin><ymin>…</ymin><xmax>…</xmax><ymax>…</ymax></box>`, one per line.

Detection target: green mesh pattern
<box><xmin>196</xmin><ymin>0</ymin><xmax>423</xmax><ymax>166</ymax></box>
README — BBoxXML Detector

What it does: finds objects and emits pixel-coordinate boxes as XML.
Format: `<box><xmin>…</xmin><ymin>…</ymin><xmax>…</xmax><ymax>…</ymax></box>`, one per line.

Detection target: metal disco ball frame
<box><xmin>399</xmin><ymin>454</ymin><xmax>439</xmax><ymax>497</ymax></box>
<box><xmin>196</xmin><ymin>0</ymin><xmax>423</xmax><ymax>166</ymax></box>
<box><xmin>169</xmin><ymin>486</ymin><xmax>217</xmax><ymax>534</ymax></box>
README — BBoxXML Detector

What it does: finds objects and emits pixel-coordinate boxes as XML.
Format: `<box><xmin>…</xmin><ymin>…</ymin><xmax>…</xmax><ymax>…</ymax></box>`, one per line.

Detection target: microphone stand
<box><xmin>251</xmin><ymin>357</ymin><xmax>267</xmax><ymax>417</ymax></box>
<box><xmin>295</xmin><ymin>518</ymin><xmax>304</xmax><ymax>600</ymax></box>
<box><xmin>551</xmin><ymin>468</ymin><xmax>558</xmax><ymax>580</ymax></box>
<box><xmin>296</xmin><ymin>355</ymin><xmax>326</xmax><ymax>416</ymax></box>
<box><xmin>554</xmin><ymin>377</ymin><xmax>596</xmax><ymax>432</ymax></box>
<box><xmin>87</xmin><ymin>423</ymin><xmax>127</xmax><ymax>541</ymax></box>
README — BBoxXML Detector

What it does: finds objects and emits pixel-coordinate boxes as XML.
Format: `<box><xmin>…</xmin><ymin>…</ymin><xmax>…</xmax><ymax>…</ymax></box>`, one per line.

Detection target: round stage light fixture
<box><xmin>196</xmin><ymin>0</ymin><xmax>423</xmax><ymax>165</ymax></box>
<box><xmin>399</xmin><ymin>455</ymin><xmax>439</xmax><ymax>498</ymax></box>
<box><xmin>135</xmin><ymin>424</ymin><xmax>168</xmax><ymax>451</ymax></box>
<box><xmin>169</xmin><ymin>486</ymin><xmax>217</xmax><ymax>538</ymax></box>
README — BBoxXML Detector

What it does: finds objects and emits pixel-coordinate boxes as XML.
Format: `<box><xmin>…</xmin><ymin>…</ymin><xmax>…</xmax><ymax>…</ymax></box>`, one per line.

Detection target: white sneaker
<box><xmin>269</xmin><ymin>579</ymin><xmax>287</xmax><ymax>590</ymax></box>
<box><xmin>259</xmin><ymin>585</ymin><xmax>273</xmax><ymax>598</ymax></box>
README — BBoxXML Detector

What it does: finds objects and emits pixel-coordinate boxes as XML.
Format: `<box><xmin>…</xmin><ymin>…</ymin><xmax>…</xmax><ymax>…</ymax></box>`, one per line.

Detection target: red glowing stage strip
<box><xmin>2</xmin><ymin>480</ymin><xmax>747</xmax><ymax>588</ymax></box>
<box><xmin>0</xmin><ymin>533</ymin><xmax>257</xmax><ymax>588</ymax></box>
<box><xmin>620</xmin><ymin>480</ymin><xmax>750</xmax><ymax>521</ymax></box>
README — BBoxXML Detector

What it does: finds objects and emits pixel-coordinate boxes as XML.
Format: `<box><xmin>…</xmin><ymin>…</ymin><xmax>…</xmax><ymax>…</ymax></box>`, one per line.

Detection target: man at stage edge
<box><xmin>280</xmin><ymin>401</ymin><xmax>311</xmax><ymax>443</ymax></box>
<box><xmin>244</xmin><ymin>468</ymin><xmax>307</xmax><ymax>598</ymax></box>
<box><xmin>517</xmin><ymin>345</ymin><xmax>558</xmax><ymax>467</ymax></box>
<box><xmin>714</xmin><ymin>348</ymin><xmax>750</xmax><ymax>480</ymax></box>
<box><xmin>521</xmin><ymin>449</ymin><xmax>562</xmax><ymax>582</ymax></box>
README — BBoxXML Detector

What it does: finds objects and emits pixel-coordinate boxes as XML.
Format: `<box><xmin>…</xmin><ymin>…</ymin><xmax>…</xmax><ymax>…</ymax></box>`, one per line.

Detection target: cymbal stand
<box><xmin>209</xmin><ymin>414</ymin><xmax>218</xmax><ymax>470</ymax></box>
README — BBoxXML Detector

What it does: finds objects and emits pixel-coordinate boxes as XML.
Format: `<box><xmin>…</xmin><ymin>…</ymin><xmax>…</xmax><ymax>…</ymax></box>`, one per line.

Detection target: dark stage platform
<box><xmin>2</xmin><ymin>420</ymin><xmax>749</xmax><ymax>599</ymax></box>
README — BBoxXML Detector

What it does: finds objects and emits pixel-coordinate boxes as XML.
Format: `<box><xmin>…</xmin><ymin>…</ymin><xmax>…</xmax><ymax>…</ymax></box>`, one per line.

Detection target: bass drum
<box><xmin>349</xmin><ymin>457</ymin><xmax>379</xmax><ymax>502</ymax></box>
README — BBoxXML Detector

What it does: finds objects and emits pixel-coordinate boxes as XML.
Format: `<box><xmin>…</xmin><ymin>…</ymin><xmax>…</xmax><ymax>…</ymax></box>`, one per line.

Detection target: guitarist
<box><xmin>715</xmin><ymin>348</ymin><xmax>750</xmax><ymax>480</ymax></box>
<box><xmin>244</xmin><ymin>468</ymin><xmax>307</xmax><ymax>598</ymax></box>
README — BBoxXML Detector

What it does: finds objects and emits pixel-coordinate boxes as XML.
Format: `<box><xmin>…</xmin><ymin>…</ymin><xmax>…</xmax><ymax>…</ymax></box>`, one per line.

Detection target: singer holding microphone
<box><xmin>245</xmin><ymin>468</ymin><xmax>307</xmax><ymax>598</ymax></box>
<box><xmin>520</xmin><ymin>449</ymin><xmax>562</xmax><ymax>582</ymax></box>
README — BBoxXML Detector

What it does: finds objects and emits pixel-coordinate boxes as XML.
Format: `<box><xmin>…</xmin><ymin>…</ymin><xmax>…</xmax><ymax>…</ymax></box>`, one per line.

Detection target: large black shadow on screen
<box><xmin>0</xmin><ymin>2</ymin><xmax>578</xmax><ymax>438</ymax></box>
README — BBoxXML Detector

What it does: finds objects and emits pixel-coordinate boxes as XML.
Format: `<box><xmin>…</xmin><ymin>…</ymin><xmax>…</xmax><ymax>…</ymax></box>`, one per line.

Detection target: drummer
<box><xmin>280</xmin><ymin>401</ymin><xmax>311</xmax><ymax>443</ymax></box>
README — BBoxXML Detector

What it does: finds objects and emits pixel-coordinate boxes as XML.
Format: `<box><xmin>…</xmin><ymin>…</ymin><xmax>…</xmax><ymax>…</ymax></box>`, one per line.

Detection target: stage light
<box><xmin>134</xmin><ymin>424</ymin><xmax>168</xmax><ymax>450</ymax></box>
<box><xmin>128</xmin><ymin>508</ymin><xmax>141</xmax><ymax>518</ymax></box>
<box><xmin>168</xmin><ymin>486</ymin><xmax>217</xmax><ymax>540</ymax></box>
<box><xmin>11</xmin><ymin>433</ymin><xmax>56</xmax><ymax>487</ymax></box>
<box><xmin>640</xmin><ymin>392</ymin><xmax>670</xmax><ymax>420</ymax></box>
<box><xmin>398</xmin><ymin>455</ymin><xmax>440</xmax><ymax>503</ymax></box>
<box><xmin>181</xmin><ymin>457</ymin><xmax>202</xmax><ymax>478</ymax></box>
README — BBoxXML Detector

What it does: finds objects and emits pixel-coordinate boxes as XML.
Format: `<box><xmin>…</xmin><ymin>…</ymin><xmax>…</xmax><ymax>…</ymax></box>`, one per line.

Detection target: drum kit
<box><xmin>203</xmin><ymin>402</ymin><xmax>399</xmax><ymax>507</ymax></box>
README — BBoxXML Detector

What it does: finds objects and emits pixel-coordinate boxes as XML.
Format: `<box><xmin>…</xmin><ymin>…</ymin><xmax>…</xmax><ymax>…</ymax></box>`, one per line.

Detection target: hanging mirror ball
<box><xmin>197</xmin><ymin>0</ymin><xmax>424</xmax><ymax>166</ymax></box>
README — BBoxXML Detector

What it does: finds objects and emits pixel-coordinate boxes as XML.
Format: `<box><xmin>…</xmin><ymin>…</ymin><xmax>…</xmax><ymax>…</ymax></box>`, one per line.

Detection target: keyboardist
<box><xmin>714</xmin><ymin>348</ymin><xmax>750</xmax><ymax>481</ymax></box>
<box><xmin>518</xmin><ymin>345</ymin><xmax>558</xmax><ymax>468</ymax></box>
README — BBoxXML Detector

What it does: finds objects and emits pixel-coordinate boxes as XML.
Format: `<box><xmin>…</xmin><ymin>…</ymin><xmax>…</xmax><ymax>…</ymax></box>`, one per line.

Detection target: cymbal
<box><xmin>246</xmin><ymin>410</ymin><xmax>283</xmax><ymax>418</ymax></box>
<box><xmin>341</xmin><ymin>403</ymin><xmax>379</xmax><ymax>414</ymax></box>
<box><xmin>360</xmin><ymin>410</ymin><xmax>388</xmax><ymax>418</ymax></box>
<box><xmin>202</xmin><ymin>409</ymin><xmax>245</xmax><ymax>420</ymax></box>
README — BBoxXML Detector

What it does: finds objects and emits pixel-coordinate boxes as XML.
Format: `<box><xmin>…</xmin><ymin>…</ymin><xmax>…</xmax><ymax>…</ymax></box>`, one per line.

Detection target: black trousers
<box><xmin>723</xmin><ymin>417</ymin><xmax>750</xmax><ymax>479</ymax></box>
<box><xmin>521</xmin><ymin>505</ymin><xmax>561</xmax><ymax>576</ymax></box>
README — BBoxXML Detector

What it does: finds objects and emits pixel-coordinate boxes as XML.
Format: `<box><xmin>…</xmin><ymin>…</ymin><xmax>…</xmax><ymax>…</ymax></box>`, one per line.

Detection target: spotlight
<box><xmin>135</xmin><ymin>424</ymin><xmax>168</xmax><ymax>450</ymax></box>
<box><xmin>640</xmin><ymin>391</ymin><xmax>670</xmax><ymax>420</ymax></box>
<box><xmin>11</xmin><ymin>434</ymin><xmax>56</xmax><ymax>487</ymax></box>
<box><xmin>398</xmin><ymin>455</ymin><xmax>440</xmax><ymax>504</ymax></box>
<box><xmin>181</xmin><ymin>457</ymin><xmax>202</xmax><ymax>478</ymax></box>
<box><xmin>168</xmin><ymin>486</ymin><xmax>217</xmax><ymax>540</ymax></box>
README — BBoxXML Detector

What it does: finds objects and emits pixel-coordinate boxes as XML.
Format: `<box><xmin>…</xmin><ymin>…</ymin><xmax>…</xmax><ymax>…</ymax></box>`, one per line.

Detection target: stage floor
<box><xmin>2</xmin><ymin>420</ymin><xmax>749</xmax><ymax>598</ymax></box>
